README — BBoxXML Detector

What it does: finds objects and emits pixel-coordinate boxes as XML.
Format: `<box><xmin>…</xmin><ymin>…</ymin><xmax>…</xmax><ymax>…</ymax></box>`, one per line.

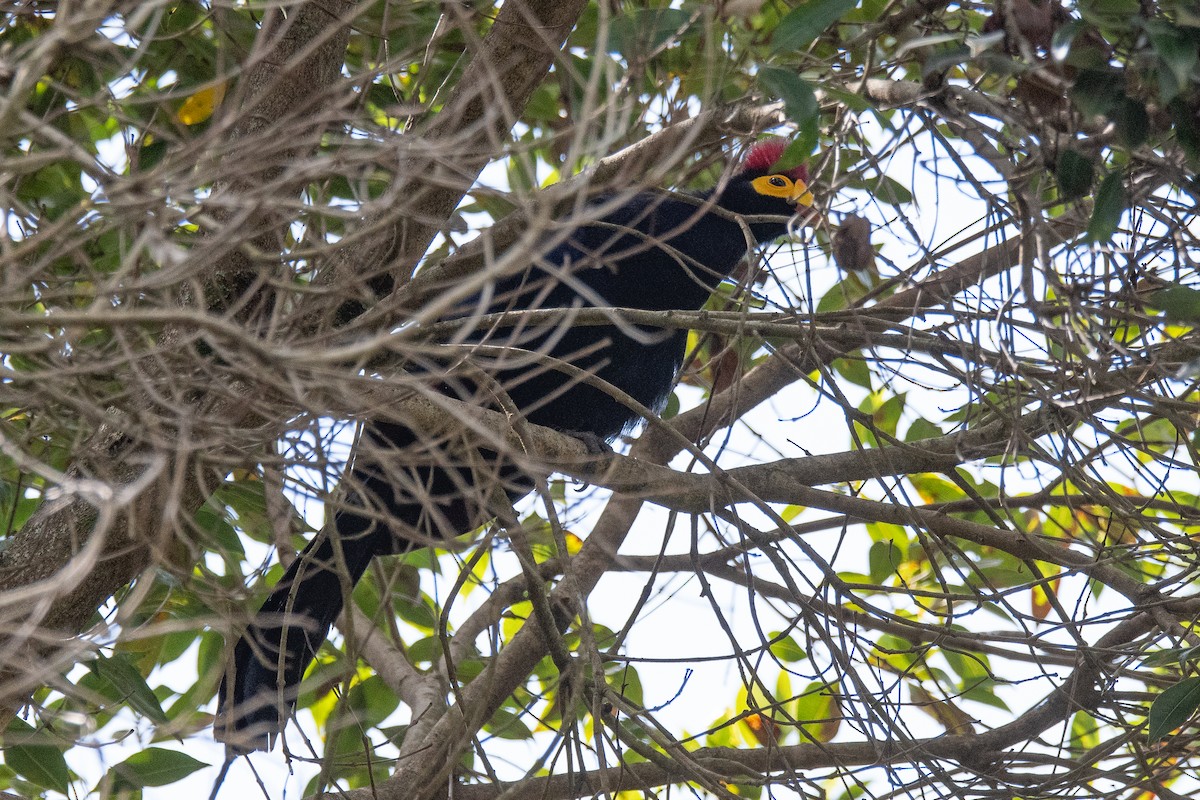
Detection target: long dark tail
<box><xmin>216</xmin><ymin>421</ymin><xmax>523</xmax><ymax>750</ymax></box>
<box><xmin>214</xmin><ymin>518</ymin><xmax>380</xmax><ymax>750</ymax></box>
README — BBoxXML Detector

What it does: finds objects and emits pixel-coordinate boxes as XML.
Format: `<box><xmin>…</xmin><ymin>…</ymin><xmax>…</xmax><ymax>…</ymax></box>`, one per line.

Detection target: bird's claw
<box><xmin>560</xmin><ymin>429</ymin><xmax>614</xmax><ymax>457</ymax></box>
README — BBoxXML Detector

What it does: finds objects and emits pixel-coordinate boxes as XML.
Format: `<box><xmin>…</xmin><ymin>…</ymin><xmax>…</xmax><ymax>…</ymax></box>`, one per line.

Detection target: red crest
<box><xmin>742</xmin><ymin>138</ymin><xmax>809</xmax><ymax>183</ymax></box>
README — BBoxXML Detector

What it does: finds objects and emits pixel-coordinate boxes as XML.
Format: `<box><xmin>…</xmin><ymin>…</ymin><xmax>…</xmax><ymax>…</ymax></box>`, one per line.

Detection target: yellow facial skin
<box><xmin>751</xmin><ymin>173</ymin><xmax>815</xmax><ymax>207</ymax></box>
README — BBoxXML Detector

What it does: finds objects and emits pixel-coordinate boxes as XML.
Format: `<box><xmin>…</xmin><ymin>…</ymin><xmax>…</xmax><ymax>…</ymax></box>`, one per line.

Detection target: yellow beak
<box><xmin>789</xmin><ymin>180</ymin><xmax>815</xmax><ymax>208</ymax></box>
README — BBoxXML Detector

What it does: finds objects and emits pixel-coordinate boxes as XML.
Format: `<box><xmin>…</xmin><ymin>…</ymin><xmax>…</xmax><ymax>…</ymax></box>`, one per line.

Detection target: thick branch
<box><xmin>0</xmin><ymin>0</ymin><xmax>356</xmax><ymax>713</ymax></box>
<box><xmin>355</xmin><ymin>614</ymin><xmax>1155</xmax><ymax>800</ymax></box>
<box><xmin>322</xmin><ymin>0</ymin><xmax>590</xmax><ymax>324</ymax></box>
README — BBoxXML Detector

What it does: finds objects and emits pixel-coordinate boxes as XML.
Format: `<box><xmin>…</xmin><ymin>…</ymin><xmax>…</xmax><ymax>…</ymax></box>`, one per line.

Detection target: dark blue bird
<box><xmin>216</xmin><ymin>139</ymin><xmax>814</xmax><ymax>750</ymax></box>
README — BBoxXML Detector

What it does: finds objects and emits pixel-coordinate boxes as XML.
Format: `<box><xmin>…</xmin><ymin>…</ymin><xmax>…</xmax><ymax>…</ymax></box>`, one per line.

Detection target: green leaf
<box><xmin>832</xmin><ymin>356</ymin><xmax>872</xmax><ymax>389</ymax></box>
<box><xmin>1169</xmin><ymin>98</ymin><xmax>1200</xmax><ymax>166</ymax></box>
<box><xmin>1139</xmin><ymin>19</ymin><xmax>1200</xmax><ymax>104</ymax></box>
<box><xmin>1086</xmin><ymin>172</ymin><xmax>1125</xmax><ymax>242</ymax></box>
<box><xmin>1070</xmin><ymin>69</ymin><xmax>1123</xmax><ymax>117</ymax></box>
<box><xmin>463</xmin><ymin>190</ymin><xmax>517</xmax><ymax>221</ymax></box>
<box><xmin>1156</xmin><ymin>68</ymin><xmax>1183</xmax><ymax>110</ymax></box>
<box><xmin>608</xmin><ymin>663</ymin><xmax>644</xmax><ymax>707</ymax></box>
<box><xmin>87</xmin><ymin>653</ymin><xmax>169</xmax><ymax>724</ymax></box>
<box><xmin>485</xmin><ymin>706</ymin><xmax>534</xmax><ymax>740</ymax></box>
<box><xmin>1143</xmin><ymin>647</ymin><xmax>1196</xmax><ymax>667</ymax></box>
<box><xmin>1056</xmin><ymin>149</ymin><xmax>1095</xmax><ymax>201</ymax></box>
<box><xmin>107</xmin><ymin>747</ymin><xmax>206</xmax><ymax>790</ymax></box>
<box><xmin>1149</xmin><ymin>285</ymin><xmax>1200</xmax><ymax>322</ymax></box>
<box><xmin>790</xmin><ymin>681</ymin><xmax>841</xmax><ymax>742</ymax></box>
<box><xmin>327</xmin><ymin>676</ymin><xmax>403</xmax><ymax>758</ymax></box>
<box><xmin>758</xmin><ymin>68</ymin><xmax>819</xmax><ymax>156</ymax></box>
<box><xmin>662</xmin><ymin>390</ymin><xmax>681</xmax><ymax>420</ymax></box>
<box><xmin>1078</xmin><ymin>0</ymin><xmax>1140</xmax><ymax>31</ymax></box>
<box><xmin>772</xmin><ymin>0</ymin><xmax>858</xmax><ymax>53</ymax></box>
<box><xmin>768</xmin><ymin>632</ymin><xmax>808</xmax><ymax>662</ymax></box>
<box><xmin>905</xmin><ymin>417</ymin><xmax>943</xmax><ymax>442</ymax></box>
<box><xmin>392</xmin><ymin>590</ymin><xmax>438</xmax><ymax>631</ymax></box>
<box><xmin>340</xmin><ymin>676</ymin><xmax>400</xmax><ymax>731</ymax></box>
<box><xmin>609</xmin><ymin>7</ymin><xmax>692</xmax><ymax>58</ymax></box>
<box><xmin>843</xmin><ymin>174</ymin><xmax>912</xmax><ymax>206</ymax></box>
<box><xmin>138</xmin><ymin>138</ymin><xmax>169</xmax><ymax>171</ymax></box>
<box><xmin>817</xmin><ymin>273</ymin><xmax>869</xmax><ymax>313</ymax></box>
<box><xmin>17</xmin><ymin>161</ymin><xmax>85</xmax><ymax>219</ymax></box>
<box><xmin>1113</xmin><ymin>98</ymin><xmax>1149</xmax><ymax>148</ymax></box>
<box><xmin>868</xmin><ymin>539</ymin><xmax>904</xmax><ymax>584</ymax></box>
<box><xmin>4</xmin><ymin>717</ymin><xmax>70</xmax><ymax>794</ymax></box>
<box><xmin>922</xmin><ymin>46</ymin><xmax>972</xmax><ymax>80</ymax></box>
<box><xmin>213</xmin><ymin>480</ymin><xmax>275</xmax><ymax>538</ymax></box>
<box><xmin>870</xmin><ymin>392</ymin><xmax>905</xmax><ymax>437</ymax></box>
<box><xmin>774</xmin><ymin>136</ymin><xmax>814</xmax><ymax>174</ymax></box>
<box><xmin>1050</xmin><ymin>19</ymin><xmax>1083</xmax><ymax>61</ymax></box>
<box><xmin>1070</xmin><ymin>710</ymin><xmax>1101</xmax><ymax>751</ymax></box>
<box><xmin>1148</xmin><ymin>676</ymin><xmax>1200</xmax><ymax>741</ymax></box>
<box><xmin>874</xmin><ymin>175</ymin><xmax>913</xmax><ymax>207</ymax></box>
<box><xmin>194</xmin><ymin>501</ymin><xmax>244</xmax><ymax>556</ymax></box>
<box><xmin>910</xmin><ymin>473</ymin><xmax>965</xmax><ymax>504</ymax></box>
<box><xmin>960</xmin><ymin>678</ymin><xmax>1010</xmax><ymax>710</ymax></box>
<box><xmin>404</xmin><ymin>635</ymin><xmax>442</xmax><ymax>665</ymax></box>
<box><xmin>820</xmin><ymin>84</ymin><xmax>873</xmax><ymax>113</ymax></box>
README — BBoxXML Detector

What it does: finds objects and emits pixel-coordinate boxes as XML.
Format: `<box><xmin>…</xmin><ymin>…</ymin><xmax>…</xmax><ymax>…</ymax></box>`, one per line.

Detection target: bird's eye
<box><xmin>768</xmin><ymin>176</ymin><xmax>788</xmax><ymax>187</ymax></box>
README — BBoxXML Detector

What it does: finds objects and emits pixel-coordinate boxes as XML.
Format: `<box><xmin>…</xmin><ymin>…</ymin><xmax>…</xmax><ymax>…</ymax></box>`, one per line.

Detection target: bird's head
<box><xmin>715</xmin><ymin>138</ymin><xmax>816</xmax><ymax>242</ymax></box>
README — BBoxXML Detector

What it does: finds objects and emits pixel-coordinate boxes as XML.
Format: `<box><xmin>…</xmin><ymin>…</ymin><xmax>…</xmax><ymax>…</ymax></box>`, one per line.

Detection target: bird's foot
<box><xmin>554</xmin><ymin>430</ymin><xmax>614</xmax><ymax>491</ymax></box>
<box><xmin>559</xmin><ymin>429</ymin><xmax>614</xmax><ymax>457</ymax></box>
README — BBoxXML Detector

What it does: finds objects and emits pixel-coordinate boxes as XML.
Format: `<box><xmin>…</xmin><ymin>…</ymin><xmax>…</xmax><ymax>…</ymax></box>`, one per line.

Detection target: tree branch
<box><xmin>318</xmin><ymin>0</ymin><xmax>590</xmax><ymax>326</ymax></box>
<box><xmin>0</xmin><ymin>0</ymin><xmax>357</xmax><ymax>716</ymax></box>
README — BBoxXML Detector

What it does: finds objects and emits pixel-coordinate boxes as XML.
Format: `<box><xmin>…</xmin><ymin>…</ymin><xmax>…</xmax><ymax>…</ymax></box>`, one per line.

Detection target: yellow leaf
<box><xmin>1031</xmin><ymin>577</ymin><xmax>1060</xmax><ymax>621</ymax></box>
<box><xmin>741</xmin><ymin>712</ymin><xmax>781</xmax><ymax>746</ymax></box>
<box><xmin>176</xmin><ymin>82</ymin><xmax>226</xmax><ymax>125</ymax></box>
<box><xmin>909</xmin><ymin>684</ymin><xmax>976</xmax><ymax>734</ymax></box>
